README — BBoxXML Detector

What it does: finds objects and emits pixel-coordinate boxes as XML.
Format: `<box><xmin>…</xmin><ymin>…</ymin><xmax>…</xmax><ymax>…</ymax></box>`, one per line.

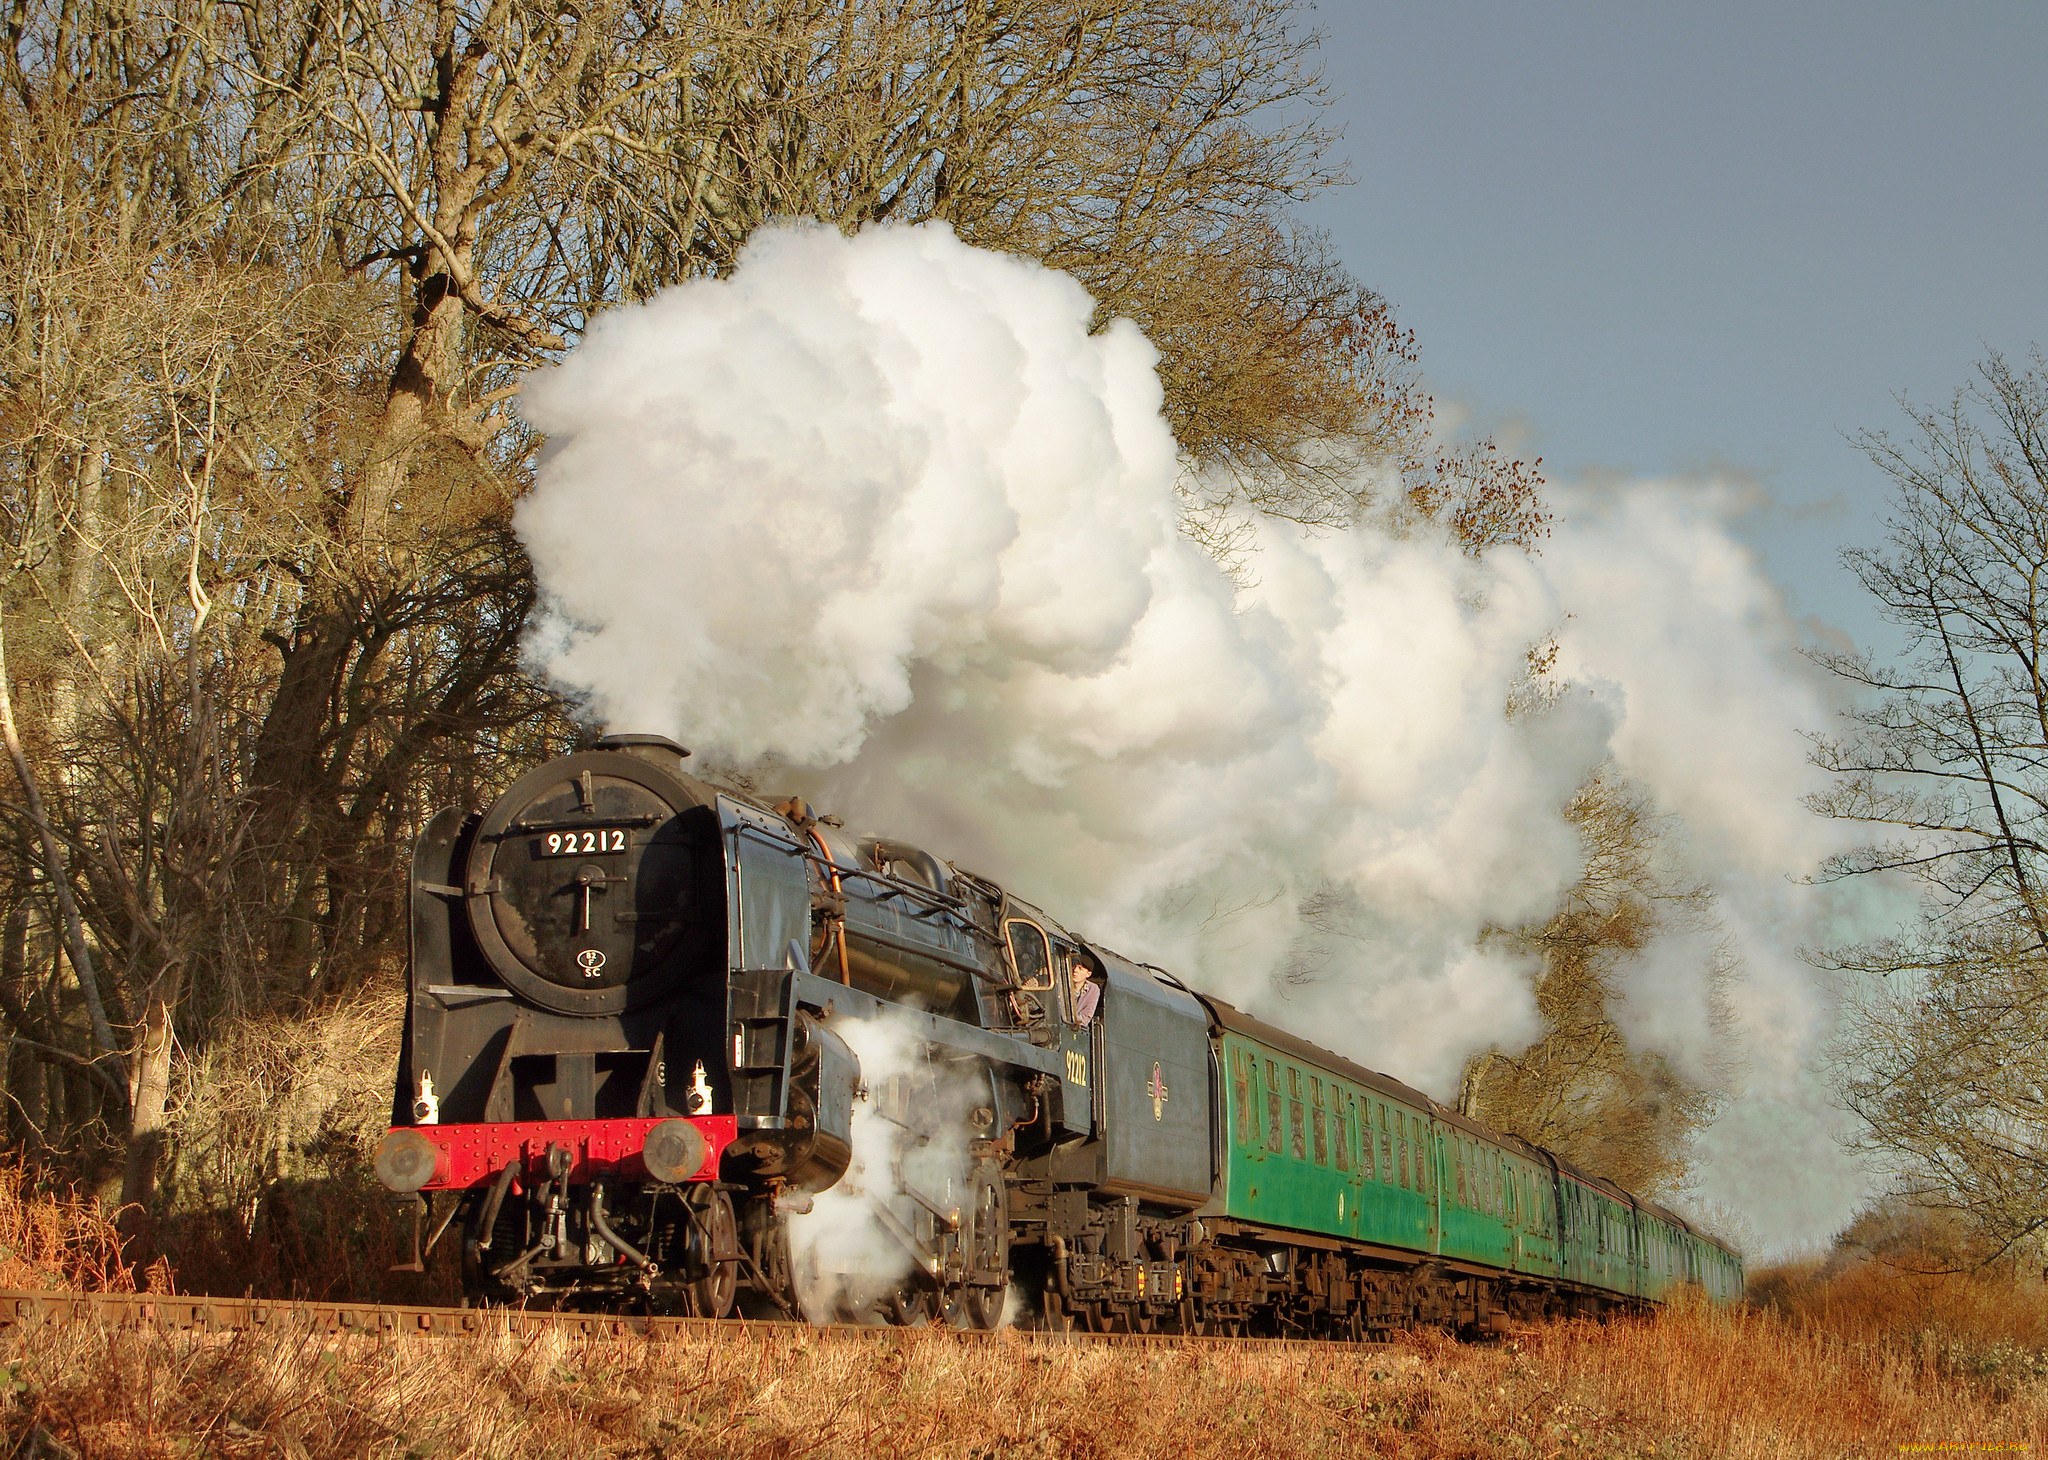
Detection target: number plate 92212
<box><xmin>538</xmin><ymin>828</ymin><xmax>628</xmax><ymax>857</ymax></box>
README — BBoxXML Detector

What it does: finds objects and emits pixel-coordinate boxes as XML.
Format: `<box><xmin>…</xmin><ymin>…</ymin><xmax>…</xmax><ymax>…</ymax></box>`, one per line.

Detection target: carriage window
<box><xmin>1378</xmin><ymin>1103</ymin><xmax>1392</xmax><ymax>1183</ymax></box>
<box><xmin>1311</xmin><ymin>1079</ymin><xmax>1327</xmax><ymax>1165</ymax></box>
<box><xmin>1334</xmin><ymin>1092</ymin><xmax>1351</xmax><ymax>1173</ymax></box>
<box><xmin>1288</xmin><ymin>1068</ymin><xmax>1306</xmax><ymax>1160</ymax></box>
<box><xmin>1397</xmin><ymin>1114</ymin><xmax>1410</xmax><ymax>1189</ymax></box>
<box><xmin>1265</xmin><ymin>1060</ymin><xmax>1283</xmax><ymax>1153</ymax></box>
<box><xmin>1004</xmin><ymin>920</ymin><xmax>1053</xmax><ymax>990</ymax></box>
<box><xmin>1232</xmin><ymin>1051</ymin><xmax>1254</xmax><ymax>1145</ymax></box>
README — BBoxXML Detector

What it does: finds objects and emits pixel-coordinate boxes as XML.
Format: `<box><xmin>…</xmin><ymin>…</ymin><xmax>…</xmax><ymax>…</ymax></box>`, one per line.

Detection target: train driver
<box><xmin>1069</xmin><ymin>954</ymin><xmax>1102</xmax><ymax>1024</ymax></box>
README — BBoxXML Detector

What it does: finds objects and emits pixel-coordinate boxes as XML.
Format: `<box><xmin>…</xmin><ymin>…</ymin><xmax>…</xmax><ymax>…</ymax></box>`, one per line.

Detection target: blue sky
<box><xmin>1289</xmin><ymin>3</ymin><xmax>2048</xmax><ymax>1248</ymax></box>
<box><xmin>1299</xmin><ymin>2</ymin><xmax>2048</xmax><ymax>651</ymax></box>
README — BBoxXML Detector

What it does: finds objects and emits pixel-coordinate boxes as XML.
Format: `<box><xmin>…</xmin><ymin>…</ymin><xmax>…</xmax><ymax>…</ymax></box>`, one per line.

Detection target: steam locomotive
<box><xmin>376</xmin><ymin>733</ymin><xmax>1743</xmax><ymax>1332</ymax></box>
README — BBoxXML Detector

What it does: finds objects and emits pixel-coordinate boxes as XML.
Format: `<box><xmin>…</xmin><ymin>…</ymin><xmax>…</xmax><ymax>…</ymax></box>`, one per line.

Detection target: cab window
<box><xmin>1060</xmin><ymin>947</ymin><xmax>1101</xmax><ymax>1027</ymax></box>
<box><xmin>1005</xmin><ymin>919</ymin><xmax>1053</xmax><ymax>990</ymax></box>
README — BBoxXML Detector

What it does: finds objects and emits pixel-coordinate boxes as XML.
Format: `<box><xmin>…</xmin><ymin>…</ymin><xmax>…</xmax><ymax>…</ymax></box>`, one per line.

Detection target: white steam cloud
<box><xmin>784</xmin><ymin>1013</ymin><xmax>980</xmax><ymax>1324</ymax></box>
<box><xmin>518</xmin><ymin>221</ymin><xmax>1883</xmax><ymax>1253</ymax></box>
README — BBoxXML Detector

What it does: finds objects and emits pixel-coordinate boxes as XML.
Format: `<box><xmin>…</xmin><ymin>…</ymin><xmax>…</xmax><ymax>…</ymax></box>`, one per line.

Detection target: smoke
<box><xmin>784</xmin><ymin>1012</ymin><xmax>981</xmax><ymax>1323</ymax></box>
<box><xmin>518</xmin><ymin>220</ymin><xmax>1886</xmax><ymax>1252</ymax></box>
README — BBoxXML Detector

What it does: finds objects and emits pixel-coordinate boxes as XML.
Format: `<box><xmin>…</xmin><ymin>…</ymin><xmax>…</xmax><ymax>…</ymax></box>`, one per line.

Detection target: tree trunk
<box><xmin>0</xmin><ymin>904</ymin><xmax>37</xmax><ymax>1149</ymax></box>
<box><xmin>118</xmin><ymin>972</ymin><xmax>182</xmax><ymax>1250</ymax></box>
<box><xmin>0</xmin><ymin>607</ymin><xmax>123</xmax><ymax>1075</ymax></box>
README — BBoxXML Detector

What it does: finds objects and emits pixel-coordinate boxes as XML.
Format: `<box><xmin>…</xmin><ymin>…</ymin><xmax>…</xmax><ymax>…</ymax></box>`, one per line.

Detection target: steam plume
<box><xmin>785</xmin><ymin>1012</ymin><xmax>981</xmax><ymax>1323</ymax></box>
<box><xmin>518</xmin><ymin>221</ymin><xmax>1880</xmax><ymax>1252</ymax></box>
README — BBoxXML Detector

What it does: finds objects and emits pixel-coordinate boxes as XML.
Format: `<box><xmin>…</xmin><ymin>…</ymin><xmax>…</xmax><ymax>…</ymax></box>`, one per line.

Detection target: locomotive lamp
<box><xmin>686</xmin><ymin>1060</ymin><xmax>714</xmax><ymax>1114</ymax></box>
<box><xmin>412</xmin><ymin>1072</ymin><xmax>439</xmax><ymax>1125</ymax></box>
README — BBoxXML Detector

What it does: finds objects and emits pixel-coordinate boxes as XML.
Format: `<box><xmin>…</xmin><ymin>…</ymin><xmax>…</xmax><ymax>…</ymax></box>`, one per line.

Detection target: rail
<box><xmin>0</xmin><ymin>1289</ymin><xmax>1386</xmax><ymax>1354</ymax></box>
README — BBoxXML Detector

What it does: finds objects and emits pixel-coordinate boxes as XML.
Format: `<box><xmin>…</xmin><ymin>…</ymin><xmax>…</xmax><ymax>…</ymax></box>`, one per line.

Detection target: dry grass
<box><xmin>0</xmin><ymin>1157</ymin><xmax>138</xmax><ymax>1295</ymax></box>
<box><xmin>0</xmin><ymin>1281</ymin><xmax>2043</xmax><ymax>1459</ymax></box>
<box><xmin>5</xmin><ymin>1164</ymin><xmax>2046</xmax><ymax>1456</ymax></box>
<box><xmin>164</xmin><ymin>988</ymin><xmax>403</xmax><ymax>1219</ymax></box>
<box><xmin>147</xmin><ymin>989</ymin><xmax>454</xmax><ymax>1305</ymax></box>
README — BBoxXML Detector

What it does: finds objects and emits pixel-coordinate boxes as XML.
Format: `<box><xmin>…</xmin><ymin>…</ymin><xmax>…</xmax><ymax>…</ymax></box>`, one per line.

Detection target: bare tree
<box><xmin>1814</xmin><ymin>348</ymin><xmax>2048</xmax><ymax>1261</ymax></box>
<box><xmin>0</xmin><ymin>0</ymin><xmax>1468</xmax><ymax>1240</ymax></box>
<box><xmin>1457</xmin><ymin>769</ymin><xmax>1734</xmax><ymax>1198</ymax></box>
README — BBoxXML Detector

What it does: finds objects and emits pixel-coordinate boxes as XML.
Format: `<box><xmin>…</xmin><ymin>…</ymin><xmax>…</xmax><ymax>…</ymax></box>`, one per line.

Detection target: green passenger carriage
<box><xmin>1206</xmin><ymin>1001</ymin><xmax>1742</xmax><ymax>1327</ymax></box>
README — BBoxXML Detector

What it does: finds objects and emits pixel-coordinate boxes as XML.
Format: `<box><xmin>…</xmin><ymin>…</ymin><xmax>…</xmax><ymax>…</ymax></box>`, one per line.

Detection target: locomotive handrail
<box><xmin>501</xmin><ymin>811</ymin><xmax>665</xmax><ymax>835</ymax></box>
<box><xmin>793</xmin><ymin>847</ymin><xmax>1007</xmax><ymax>965</ymax></box>
<box><xmin>838</xmin><ymin>863</ymin><xmax>968</xmax><ymax>915</ymax></box>
<box><xmin>787</xmin><ymin>969</ymin><xmax>1065</xmax><ymax>1080</ymax></box>
<box><xmin>797</xmin><ymin>846</ymin><xmax>973</xmax><ymax>915</ymax></box>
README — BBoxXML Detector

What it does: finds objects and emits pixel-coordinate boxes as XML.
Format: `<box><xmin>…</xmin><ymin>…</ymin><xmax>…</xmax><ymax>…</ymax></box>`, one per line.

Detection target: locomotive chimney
<box><xmin>594</xmin><ymin>732</ymin><xmax>692</xmax><ymax>771</ymax></box>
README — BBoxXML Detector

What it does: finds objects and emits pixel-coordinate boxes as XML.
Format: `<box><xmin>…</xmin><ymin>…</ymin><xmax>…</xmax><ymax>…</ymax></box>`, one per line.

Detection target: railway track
<box><xmin>0</xmin><ymin>1289</ymin><xmax>1386</xmax><ymax>1355</ymax></box>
